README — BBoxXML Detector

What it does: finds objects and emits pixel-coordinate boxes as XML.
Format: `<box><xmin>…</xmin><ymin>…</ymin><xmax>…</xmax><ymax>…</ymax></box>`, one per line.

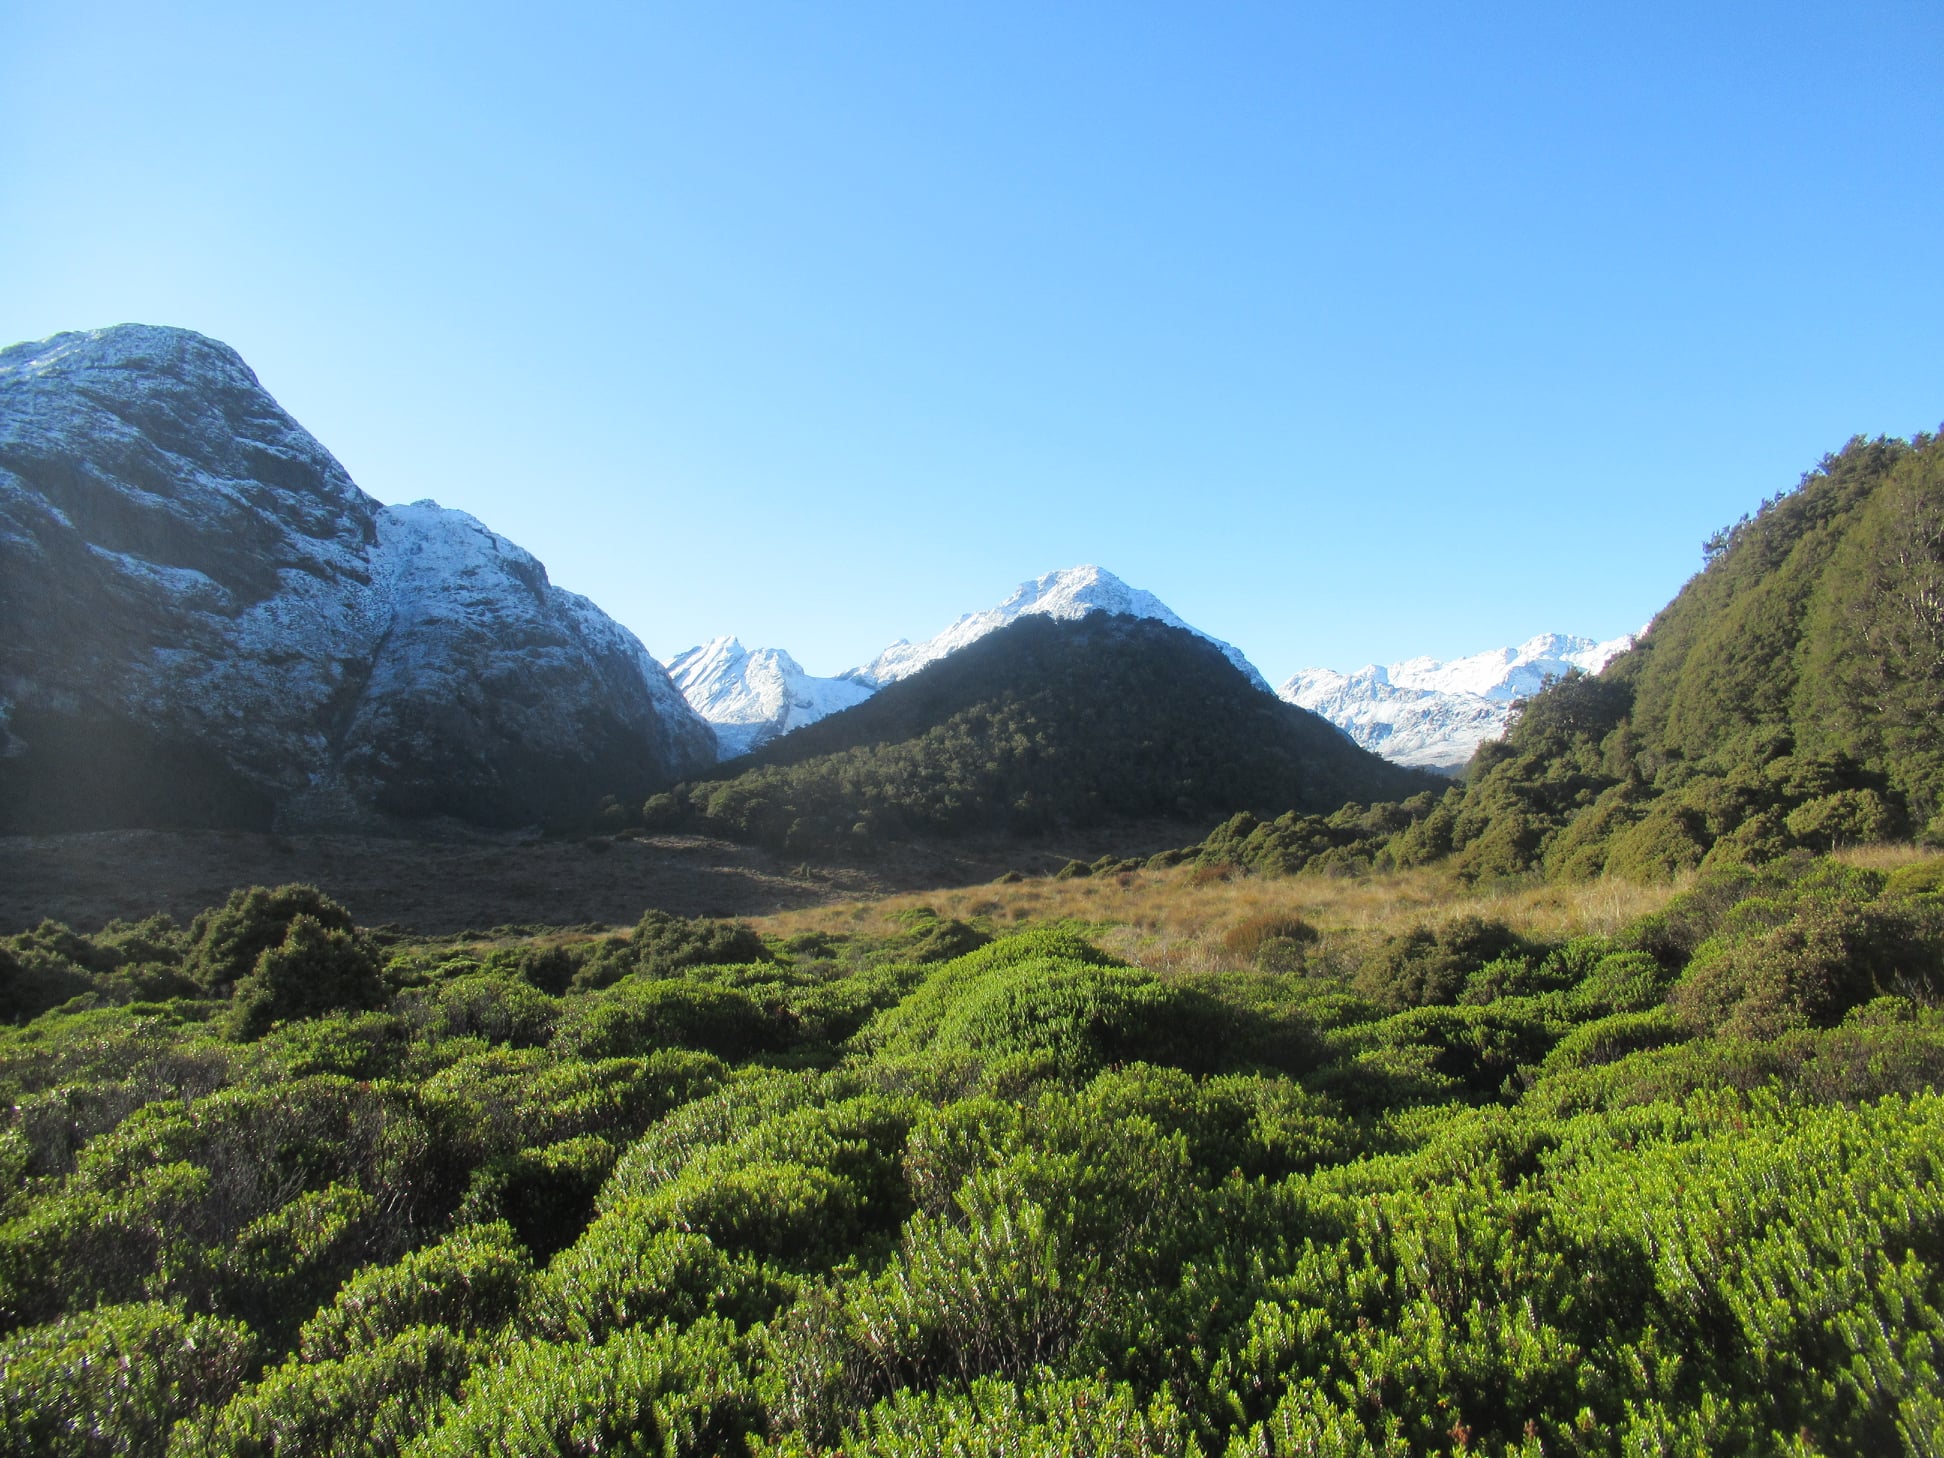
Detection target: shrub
<box><xmin>0</xmin><ymin>1302</ymin><xmax>255</xmax><ymax>1458</ymax></box>
<box><xmin>398</xmin><ymin>973</ymin><xmax>557</xmax><ymax>1048</ymax></box>
<box><xmin>224</xmin><ymin>916</ymin><xmax>389</xmax><ymax>1040</ymax></box>
<box><xmin>298</xmin><ymin>1222</ymin><xmax>531</xmax><ymax>1362</ymax></box>
<box><xmin>1355</xmin><ymin>916</ymin><xmax>1525</xmax><ymax>1011</ymax></box>
<box><xmin>527</xmin><ymin>1227</ymin><xmax>780</xmax><ymax>1344</ymax></box>
<box><xmin>551</xmin><ymin>978</ymin><xmax>781</xmax><ymax>1061</ymax></box>
<box><xmin>1672</xmin><ymin>897</ymin><xmax>1944</xmax><ymax>1037</ymax></box>
<box><xmin>174</xmin><ymin>1324</ymin><xmax>473</xmax><ymax>1458</ymax></box>
<box><xmin>402</xmin><ymin>1317</ymin><xmax>758</xmax><ymax>1458</ymax></box>
<box><xmin>188</xmin><ymin>885</ymin><xmax>358</xmax><ymax>995</ymax></box>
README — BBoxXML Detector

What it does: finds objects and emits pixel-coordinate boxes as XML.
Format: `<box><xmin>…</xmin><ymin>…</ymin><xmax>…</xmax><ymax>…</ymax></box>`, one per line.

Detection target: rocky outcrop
<box><xmin>0</xmin><ymin>324</ymin><xmax>715</xmax><ymax>832</ymax></box>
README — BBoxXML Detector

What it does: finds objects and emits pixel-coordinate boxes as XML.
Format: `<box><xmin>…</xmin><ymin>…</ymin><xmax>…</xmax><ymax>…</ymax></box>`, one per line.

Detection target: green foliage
<box><xmin>855</xmin><ymin>931</ymin><xmax>1269</xmax><ymax>1079</ymax></box>
<box><xmin>1354</xmin><ymin>916</ymin><xmax>1527</xmax><ymax>1011</ymax></box>
<box><xmin>0</xmin><ymin>1302</ymin><xmax>255</xmax><ymax>1458</ymax></box>
<box><xmin>224</xmin><ymin>913</ymin><xmax>389</xmax><ymax>1040</ymax></box>
<box><xmin>188</xmin><ymin>884</ymin><xmax>357</xmax><ymax>994</ymax></box>
<box><xmin>297</xmin><ymin>1223</ymin><xmax>530</xmax><ymax>1362</ymax></box>
<box><xmin>403</xmin><ymin>1317</ymin><xmax>759</xmax><ymax>1458</ymax></box>
<box><xmin>2</xmin><ymin>856</ymin><xmax>1942</xmax><ymax>1453</ymax></box>
<box><xmin>173</xmin><ymin>1324</ymin><xmax>475</xmax><ymax>1458</ymax></box>
<box><xmin>551</xmin><ymin>977</ymin><xmax>783</xmax><ymax>1060</ymax></box>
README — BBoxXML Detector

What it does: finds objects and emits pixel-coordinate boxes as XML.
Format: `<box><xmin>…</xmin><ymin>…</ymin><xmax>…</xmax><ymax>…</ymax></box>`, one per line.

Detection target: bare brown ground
<box><xmin>0</xmin><ymin>821</ymin><xmax>1204</xmax><ymax>936</ymax></box>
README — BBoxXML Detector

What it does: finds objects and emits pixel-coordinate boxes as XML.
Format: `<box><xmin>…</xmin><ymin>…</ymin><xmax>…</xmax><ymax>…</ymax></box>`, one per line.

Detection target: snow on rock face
<box><xmin>0</xmin><ymin>324</ymin><xmax>715</xmax><ymax>831</ymax></box>
<box><xmin>1281</xmin><ymin>633</ymin><xmax>1635</xmax><ymax>773</ymax></box>
<box><xmin>665</xmin><ymin>637</ymin><xmax>872</xmax><ymax>760</ymax></box>
<box><xmin>848</xmin><ymin>564</ymin><xmax>1272</xmax><ymax>692</ymax></box>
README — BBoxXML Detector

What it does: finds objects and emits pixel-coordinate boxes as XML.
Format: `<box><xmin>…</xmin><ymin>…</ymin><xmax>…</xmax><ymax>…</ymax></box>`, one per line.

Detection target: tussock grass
<box><xmin>750</xmin><ymin>862</ymin><xmax>1691</xmax><ymax>977</ymax></box>
<box><xmin>1833</xmin><ymin>841</ymin><xmax>1938</xmax><ymax>871</ymax></box>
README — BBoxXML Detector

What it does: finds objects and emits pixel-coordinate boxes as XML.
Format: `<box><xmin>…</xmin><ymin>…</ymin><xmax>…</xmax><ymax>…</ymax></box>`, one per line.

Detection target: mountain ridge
<box><xmin>1281</xmin><ymin>631</ymin><xmax>1636</xmax><ymax>772</ymax></box>
<box><xmin>0</xmin><ymin>324</ymin><xmax>715</xmax><ymax>832</ymax></box>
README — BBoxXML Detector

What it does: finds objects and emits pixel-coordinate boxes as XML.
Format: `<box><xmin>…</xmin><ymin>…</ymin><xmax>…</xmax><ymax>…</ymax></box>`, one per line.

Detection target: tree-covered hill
<box><xmin>636</xmin><ymin>615</ymin><xmax>1435</xmax><ymax>852</ymax></box>
<box><xmin>1153</xmin><ymin>428</ymin><xmax>1944</xmax><ymax>886</ymax></box>
<box><xmin>1622</xmin><ymin>428</ymin><xmax>1944</xmax><ymax>811</ymax></box>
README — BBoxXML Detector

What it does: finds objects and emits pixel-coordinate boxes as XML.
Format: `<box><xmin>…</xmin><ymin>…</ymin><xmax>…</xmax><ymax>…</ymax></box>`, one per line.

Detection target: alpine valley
<box><xmin>3</xmin><ymin>323</ymin><xmax>1944</xmax><ymax>1458</ymax></box>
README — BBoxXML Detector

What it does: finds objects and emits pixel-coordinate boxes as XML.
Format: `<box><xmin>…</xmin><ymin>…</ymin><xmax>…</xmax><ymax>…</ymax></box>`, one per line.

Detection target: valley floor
<box><xmin>0</xmin><ymin>822</ymin><xmax>1206</xmax><ymax>935</ymax></box>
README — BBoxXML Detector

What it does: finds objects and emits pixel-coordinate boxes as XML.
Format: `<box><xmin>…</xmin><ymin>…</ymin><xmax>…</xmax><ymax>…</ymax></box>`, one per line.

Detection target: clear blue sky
<box><xmin>5</xmin><ymin>3</ymin><xmax>1941</xmax><ymax>683</ymax></box>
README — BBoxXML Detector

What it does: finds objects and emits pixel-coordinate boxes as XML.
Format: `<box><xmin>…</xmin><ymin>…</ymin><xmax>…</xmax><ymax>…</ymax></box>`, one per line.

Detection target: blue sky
<box><xmin>5</xmin><ymin>3</ymin><xmax>1941</xmax><ymax>683</ymax></box>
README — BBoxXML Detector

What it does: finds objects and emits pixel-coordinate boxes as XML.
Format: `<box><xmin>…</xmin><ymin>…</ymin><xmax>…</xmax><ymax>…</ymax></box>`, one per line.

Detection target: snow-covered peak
<box><xmin>666</xmin><ymin>635</ymin><xmax>872</xmax><ymax>760</ymax></box>
<box><xmin>0</xmin><ymin>323</ymin><xmax>259</xmax><ymax>389</ymax></box>
<box><xmin>848</xmin><ymin>564</ymin><xmax>1271</xmax><ymax>691</ymax></box>
<box><xmin>1281</xmin><ymin>632</ymin><xmax>1636</xmax><ymax>773</ymax></box>
<box><xmin>0</xmin><ymin>323</ymin><xmax>716</xmax><ymax>829</ymax></box>
<box><xmin>1384</xmin><ymin>632</ymin><xmax>1635</xmax><ymax>702</ymax></box>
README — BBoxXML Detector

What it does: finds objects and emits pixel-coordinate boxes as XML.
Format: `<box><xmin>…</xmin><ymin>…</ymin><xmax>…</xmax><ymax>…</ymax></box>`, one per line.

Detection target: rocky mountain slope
<box><xmin>1282</xmin><ymin>632</ymin><xmax>1635</xmax><ymax>772</ymax></box>
<box><xmin>664</xmin><ymin>638</ymin><xmax>872</xmax><ymax>759</ymax></box>
<box><xmin>0</xmin><ymin>325</ymin><xmax>715</xmax><ymax>832</ymax></box>
<box><xmin>670</xmin><ymin>564</ymin><xmax>1269</xmax><ymax>758</ymax></box>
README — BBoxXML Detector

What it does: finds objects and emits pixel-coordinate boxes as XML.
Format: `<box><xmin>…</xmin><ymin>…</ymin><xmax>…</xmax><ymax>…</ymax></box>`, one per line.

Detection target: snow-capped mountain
<box><xmin>849</xmin><ymin>565</ymin><xmax>1271</xmax><ymax>691</ymax></box>
<box><xmin>0</xmin><ymin>324</ymin><xmax>715</xmax><ymax>830</ymax></box>
<box><xmin>1281</xmin><ymin>632</ymin><xmax>1635</xmax><ymax>773</ymax></box>
<box><xmin>668</xmin><ymin>565</ymin><xmax>1270</xmax><ymax>760</ymax></box>
<box><xmin>665</xmin><ymin>638</ymin><xmax>873</xmax><ymax>760</ymax></box>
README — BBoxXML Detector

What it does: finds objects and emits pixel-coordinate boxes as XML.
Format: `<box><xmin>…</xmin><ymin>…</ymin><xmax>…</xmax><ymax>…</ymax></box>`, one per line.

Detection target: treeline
<box><xmin>2</xmin><ymin>853</ymin><xmax>1942</xmax><ymax>1453</ymax></box>
<box><xmin>611</xmin><ymin>615</ymin><xmax>1431</xmax><ymax>851</ymax></box>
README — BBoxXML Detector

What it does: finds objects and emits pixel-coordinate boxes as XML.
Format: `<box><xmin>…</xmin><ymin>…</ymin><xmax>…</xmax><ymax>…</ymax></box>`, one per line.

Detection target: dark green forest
<box><xmin>627</xmin><ymin>616</ymin><xmax>1431</xmax><ymax>851</ymax></box>
<box><xmin>5</xmin><ymin>428</ymin><xmax>1944</xmax><ymax>1455</ymax></box>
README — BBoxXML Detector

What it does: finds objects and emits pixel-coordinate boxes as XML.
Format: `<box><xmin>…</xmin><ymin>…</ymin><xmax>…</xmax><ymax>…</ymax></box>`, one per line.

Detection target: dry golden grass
<box><xmin>749</xmin><ymin>861</ymin><xmax>1692</xmax><ymax>979</ymax></box>
<box><xmin>1833</xmin><ymin>842</ymin><xmax>1938</xmax><ymax>871</ymax></box>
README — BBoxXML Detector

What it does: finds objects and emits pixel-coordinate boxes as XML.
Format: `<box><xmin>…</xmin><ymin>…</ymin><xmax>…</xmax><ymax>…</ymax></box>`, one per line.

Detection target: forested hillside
<box><xmin>1139</xmin><ymin>430</ymin><xmax>1944</xmax><ymax>888</ymax></box>
<box><xmin>632</xmin><ymin>615</ymin><xmax>1431</xmax><ymax>851</ymax></box>
<box><xmin>2</xmin><ymin>851</ymin><xmax>1941</xmax><ymax>1455</ymax></box>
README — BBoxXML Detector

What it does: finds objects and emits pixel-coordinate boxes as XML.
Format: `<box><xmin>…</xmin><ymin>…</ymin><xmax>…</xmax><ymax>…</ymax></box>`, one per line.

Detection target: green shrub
<box><xmin>767</xmin><ymin>1376</ymin><xmax>1192</xmax><ymax>1458</ymax></box>
<box><xmin>188</xmin><ymin>885</ymin><xmax>357</xmax><ymax>995</ymax></box>
<box><xmin>224</xmin><ymin>915</ymin><xmax>389</xmax><ymax>1040</ymax></box>
<box><xmin>298</xmin><ymin>1223</ymin><xmax>530</xmax><ymax>1362</ymax></box>
<box><xmin>527</xmin><ymin>1227</ymin><xmax>780</xmax><ymax>1344</ymax></box>
<box><xmin>402</xmin><ymin>1317</ymin><xmax>758</xmax><ymax>1458</ymax></box>
<box><xmin>1355</xmin><ymin>916</ymin><xmax>1525</xmax><ymax>1010</ymax></box>
<box><xmin>1539</xmin><ymin>1009</ymin><xmax>1688</xmax><ymax>1074</ymax></box>
<box><xmin>1672</xmin><ymin>897</ymin><xmax>1944</xmax><ymax>1037</ymax></box>
<box><xmin>177</xmin><ymin>1325</ymin><xmax>476</xmax><ymax>1458</ymax></box>
<box><xmin>454</xmin><ymin>1136</ymin><xmax>616</xmax><ymax>1259</ymax></box>
<box><xmin>1570</xmin><ymin>950</ymin><xmax>1676</xmax><ymax>1016</ymax></box>
<box><xmin>550</xmin><ymin>978</ymin><xmax>780</xmax><ymax>1061</ymax></box>
<box><xmin>0</xmin><ymin>1302</ymin><xmax>254</xmax><ymax>1458</ymax></box>
<box><xmin>398</xmin><ymin>973</ymin><xmax>557</xmax><ymax>1048</ymax></box>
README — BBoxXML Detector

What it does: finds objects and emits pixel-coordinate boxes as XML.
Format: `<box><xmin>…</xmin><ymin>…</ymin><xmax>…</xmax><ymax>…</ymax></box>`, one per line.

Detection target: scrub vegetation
<box><xmin>3</xmin><ymin>848</ymin><xmax>1942</xmax><ymax>1456</ymax></box>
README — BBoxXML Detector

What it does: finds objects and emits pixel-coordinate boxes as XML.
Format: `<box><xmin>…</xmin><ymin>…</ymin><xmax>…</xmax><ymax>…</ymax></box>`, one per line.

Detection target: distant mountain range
<box><xmin>666</xmin><ymin>564</ymin><xmax>1271</xmax><ymax>762</ymax></box>
<box><xmin>648</xmin><ymin>613</ymin><xmax>1431</xmax><ymax>851</ymax></box>
<box><xmin>668</xmin><ymin>574</ymin><xmax>1630</xmax><ymax>775</ymax></box>
<box><xmin>663</xmin><ymin>639</ymin><xmax>871</xmax><ymax>760</ymax></box>
<box><xmin>1280</xmin><ymin>633</ymin><xmax>1636</xmax><ymax>773</ymax></box>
